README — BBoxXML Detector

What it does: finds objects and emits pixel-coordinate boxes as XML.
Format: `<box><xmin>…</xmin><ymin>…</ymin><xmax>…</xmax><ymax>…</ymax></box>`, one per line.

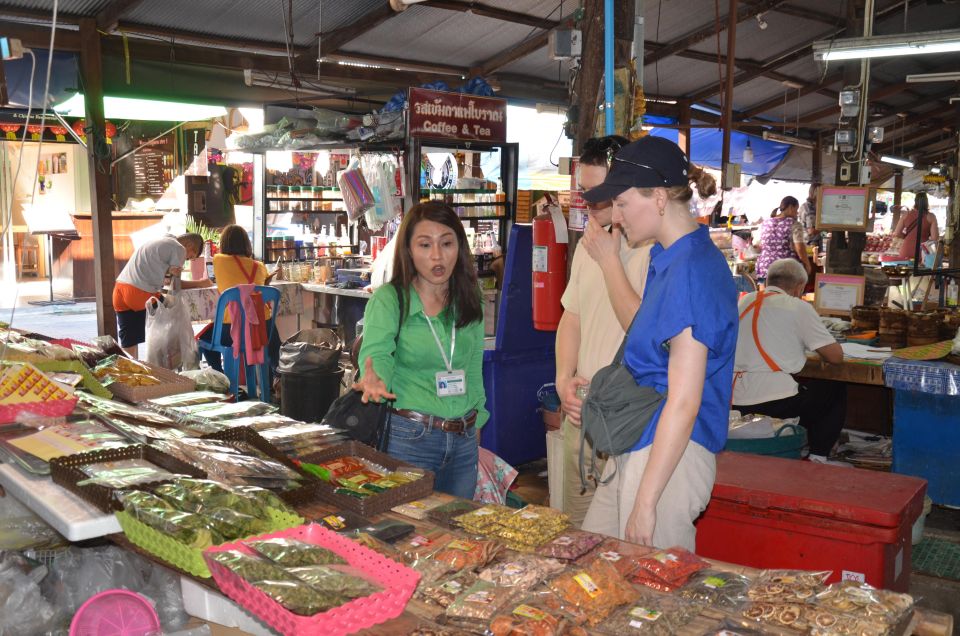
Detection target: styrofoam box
<box><xmin>181</xmin><ymin>576</ymin><xmax>278</xmax><ymax>636</ymax></box>
<box><xmin>546</xmin><ymin>428</ymin><xmax>564</xmax><ymax>511</ymax></box>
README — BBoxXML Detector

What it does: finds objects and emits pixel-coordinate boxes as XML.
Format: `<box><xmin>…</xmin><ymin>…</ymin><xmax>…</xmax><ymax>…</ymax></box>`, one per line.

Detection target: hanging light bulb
<box><xmin>743</xmin><ymin>140</ymin><xmax>755</xmax><ymax>164</ymax></box>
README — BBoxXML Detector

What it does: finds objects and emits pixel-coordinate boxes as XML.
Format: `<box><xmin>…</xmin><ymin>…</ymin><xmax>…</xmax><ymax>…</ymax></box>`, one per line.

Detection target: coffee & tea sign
<box><xmin>408</xmin><ymin>88</ymin><xmax>507</xmax><ymax>143</ymax></box>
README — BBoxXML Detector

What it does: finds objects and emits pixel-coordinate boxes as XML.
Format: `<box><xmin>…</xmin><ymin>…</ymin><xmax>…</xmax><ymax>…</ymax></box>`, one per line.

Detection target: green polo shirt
<box><xmin>358</xmin><ymin>284</ymin><xmax>489</xmax><ymax>427</ymax></box>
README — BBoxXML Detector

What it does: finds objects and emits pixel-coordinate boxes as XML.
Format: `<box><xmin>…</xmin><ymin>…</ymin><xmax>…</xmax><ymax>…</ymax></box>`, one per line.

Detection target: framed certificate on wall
<box><xmin>814</xmin><ymin>273</ymin><xmax>865</xmax><ymax>317</ymax></box>
<box><xmin>816</xmin><ymin>186</ymin><xmax>871</xmax><ymax>231</ymax></box>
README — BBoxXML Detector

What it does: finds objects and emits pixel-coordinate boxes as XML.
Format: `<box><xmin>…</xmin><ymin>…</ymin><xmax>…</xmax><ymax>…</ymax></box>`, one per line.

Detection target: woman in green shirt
<box><xmin>354</xmin><ymin>201</ymin><xmax>487</xmax><ymax>498</ymax></box>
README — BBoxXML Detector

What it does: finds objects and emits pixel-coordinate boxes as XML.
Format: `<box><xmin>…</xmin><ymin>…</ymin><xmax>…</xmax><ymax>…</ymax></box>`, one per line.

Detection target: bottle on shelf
<box><xmin>948</xmin><ymin>278</ymin><xmax>959</xmax><ymax>308</ymax></box>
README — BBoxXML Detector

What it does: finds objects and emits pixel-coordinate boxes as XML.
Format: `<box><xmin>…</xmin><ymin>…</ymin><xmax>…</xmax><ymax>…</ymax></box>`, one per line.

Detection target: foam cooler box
<box><xmin>696</xmin><ymin>452</ymin><xmax>926</xmax><ymax>592</ymax></box>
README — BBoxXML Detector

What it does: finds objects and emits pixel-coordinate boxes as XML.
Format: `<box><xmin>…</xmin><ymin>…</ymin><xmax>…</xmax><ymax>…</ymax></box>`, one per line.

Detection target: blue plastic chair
<box><xmin>198</xmin><ymin>285</ymin><xmax>280</xmax><ymax>402</ymax></box>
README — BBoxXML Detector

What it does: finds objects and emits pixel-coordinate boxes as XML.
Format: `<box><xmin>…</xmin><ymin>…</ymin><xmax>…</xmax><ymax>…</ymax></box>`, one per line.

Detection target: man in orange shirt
<box><xmin>112</xmin><ymin>233</ymin><xmax>212</xmax><ymax>357</ymax></box>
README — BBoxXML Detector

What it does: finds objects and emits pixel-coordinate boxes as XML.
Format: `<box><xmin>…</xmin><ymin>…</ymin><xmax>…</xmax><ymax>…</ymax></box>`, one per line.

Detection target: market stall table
<box><xmin>181</xmin><ymin>280</ymin><xmax>305</xmax><ymax>322</ymax></box>
<box><xmin>301</xmin><ymin>283</ymin><xmax>372</xmax><ymax>344</ymax></box>
<box><xmin>0</xmin><ymin>462</ymin><xmax>120</xmax><ymax>541</ymax></box>
<box><xmin>103</xmin><ymin>494</ymin><xmax>954</xmax><ymax>636</ymax></box>
<box><xmin>799</xmin><ymin>355</ymin><xmax>885</xmax><ymax>386</ymax></box>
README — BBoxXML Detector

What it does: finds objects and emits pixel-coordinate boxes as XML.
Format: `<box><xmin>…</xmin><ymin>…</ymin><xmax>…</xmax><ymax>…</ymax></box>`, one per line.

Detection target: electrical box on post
<box><xmin>549</xmin><ymin>29</ymin><xmax>582</xmax><ymax>60</ymax></box>
<box><xmin>722</xmin><ymin>163</ymin><xmax>742</xmax><ymax>190</ymax></box>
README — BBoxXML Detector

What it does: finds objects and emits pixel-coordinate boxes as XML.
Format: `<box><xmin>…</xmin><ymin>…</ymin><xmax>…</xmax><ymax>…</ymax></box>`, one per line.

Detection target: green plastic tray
<box><xmin>724</xmin><ymin>424</ymin><xmax>807</xmax><ymax>459</ymax></box>
<box><xmin>116</xmin><ymin>507</ymin><xmax>304</xmax><ymax>578</ymax></box>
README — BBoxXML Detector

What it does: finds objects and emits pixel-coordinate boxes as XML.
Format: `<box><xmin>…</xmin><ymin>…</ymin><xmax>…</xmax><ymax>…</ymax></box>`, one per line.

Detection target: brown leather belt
<box><xmin>392</xmin><ymin>408</ymin><xmax>477</xmax><ymax>434</ymax></box>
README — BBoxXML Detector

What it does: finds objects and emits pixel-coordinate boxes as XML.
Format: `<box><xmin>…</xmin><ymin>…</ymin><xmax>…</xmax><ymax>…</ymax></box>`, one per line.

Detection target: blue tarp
<box><xmin>645</xmin><ymin>116</ymin><xmax>791</xmax><ymax>176</ymax></box>
<box><xmin>3</xmin><ymin>51</ymin><xmax>78</xmax><ymax>109</ymax></box>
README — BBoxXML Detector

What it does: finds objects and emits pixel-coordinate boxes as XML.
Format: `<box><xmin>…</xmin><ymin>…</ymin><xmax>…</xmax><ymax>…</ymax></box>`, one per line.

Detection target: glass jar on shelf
<box><xmin>291</xmin><ymin>186</ymin><xmax>303</xmax><ymax>211</ymax></box>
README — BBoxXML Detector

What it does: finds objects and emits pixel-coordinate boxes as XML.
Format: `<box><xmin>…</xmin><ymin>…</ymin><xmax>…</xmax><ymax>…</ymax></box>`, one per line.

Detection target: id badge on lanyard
<box><xmin>426</xmin><ymin>315</ymin><xmax>466</xmax><ymax>397</ymax></box>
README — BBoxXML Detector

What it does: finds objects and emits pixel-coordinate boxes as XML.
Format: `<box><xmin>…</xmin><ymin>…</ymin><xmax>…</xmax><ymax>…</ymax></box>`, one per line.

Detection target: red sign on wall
<box><xmin>408</xmin><ymin>88</ymin><xmax>507</xmax><ymax>143</ymax></box>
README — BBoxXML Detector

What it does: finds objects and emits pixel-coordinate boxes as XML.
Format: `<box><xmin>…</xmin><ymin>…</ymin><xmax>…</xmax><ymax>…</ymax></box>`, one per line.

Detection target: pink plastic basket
<box><xmin>204</xmin><ymin>523</ymin><xmax>419</xmax><ymax>636</ymax></box>
<box><xmin>69</xmin><ymin>589</ymin><xmax>160</xmax><ymax>636</ymax></box>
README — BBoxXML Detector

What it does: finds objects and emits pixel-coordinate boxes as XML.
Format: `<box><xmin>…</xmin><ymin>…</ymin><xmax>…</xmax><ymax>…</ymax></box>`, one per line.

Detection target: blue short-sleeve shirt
<box><xmin>624</xmin><ymin>225</ymin><xmax>738</xmax><ymax>453</ymax></box>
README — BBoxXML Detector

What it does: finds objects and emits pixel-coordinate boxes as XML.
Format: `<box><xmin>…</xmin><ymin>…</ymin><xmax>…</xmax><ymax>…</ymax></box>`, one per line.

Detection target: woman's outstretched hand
<box><xmin>352</xmin><ymin>357</ymin><xmax>397</xmax><ymax>403</ymax></box>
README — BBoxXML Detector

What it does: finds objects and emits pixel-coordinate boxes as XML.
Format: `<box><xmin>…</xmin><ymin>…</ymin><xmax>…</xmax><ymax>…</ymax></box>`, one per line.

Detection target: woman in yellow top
<box><xmin>199</xmin><ymin>225</ymin><xmax>281</xmax><ymax>374</ymax></box>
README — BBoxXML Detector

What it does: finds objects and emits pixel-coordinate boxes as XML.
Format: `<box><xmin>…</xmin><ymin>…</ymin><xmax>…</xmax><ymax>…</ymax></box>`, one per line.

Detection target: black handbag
<box><xmin>321</xmin><ymin>287</ymin><xmax>402</xmax><ymax>452</ymax></box>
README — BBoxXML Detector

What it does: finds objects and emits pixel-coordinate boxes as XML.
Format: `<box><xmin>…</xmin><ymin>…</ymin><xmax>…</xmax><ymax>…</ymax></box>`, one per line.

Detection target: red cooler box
<box><xmin>696</xmin><ymin>452</ymin><xmax>926</xmax><ymax>592</ymax></box>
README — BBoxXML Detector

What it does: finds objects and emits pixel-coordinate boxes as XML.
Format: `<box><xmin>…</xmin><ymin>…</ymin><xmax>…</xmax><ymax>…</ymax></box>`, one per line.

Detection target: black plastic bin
<box><xmin>278</xmin><ymin>366</ymin><xmax>345</xmax><ymax>423</ymax></box>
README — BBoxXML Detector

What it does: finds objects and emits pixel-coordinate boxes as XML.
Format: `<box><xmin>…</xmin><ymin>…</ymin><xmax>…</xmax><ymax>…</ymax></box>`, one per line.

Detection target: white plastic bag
<box><xmin>144</xmin><ymin>291</ymin><xmax>198</xmax><ymax>371</ymax></box>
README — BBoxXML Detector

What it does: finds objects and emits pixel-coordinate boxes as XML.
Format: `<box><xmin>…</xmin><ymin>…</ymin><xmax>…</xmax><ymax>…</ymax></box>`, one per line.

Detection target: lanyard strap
<box><xmin>425</xmin><ymin>314</ymin><xmax>456</xmax><ymax>372</ymax></box>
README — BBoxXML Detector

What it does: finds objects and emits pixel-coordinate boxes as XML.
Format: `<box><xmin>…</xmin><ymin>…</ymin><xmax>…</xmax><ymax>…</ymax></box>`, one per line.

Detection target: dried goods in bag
<box><xmin>397</xmin><ymin>529</ymin><xmax>456</xmax><ymax>564</ymax></box>
<box><xmin>203</xmin><ymin>508</ymin><xmax>271</xmax><ymax>542</ymax></box>
<box><xmin>285</xmin><ymin>564</ymin><xmax>381</xmax><ymax>599</ymax></box>
<box><xmin>479</xmin><ymin>555</ymin><xmax>566</xmax><ymax>590</ymax></box>
<box><xmin>446</xmin><ymin>580</ymin><xmax>517</xmax><ymax>622</ymax></box>
<box><xmin>580</xmin><ymin>538</ymin><xmax>654</xmax><ymax>578</ymax></box>
<box><xmin>427</xmin><ymin>499</ymin><xmax>483</xmax><ymax>527</ymax></box>
<box><xmin>247</xmin><ymin>537</ymin><xmax>346</xmax><ymax>567</ymax></box>
<box><xmin>598</xmin><ymin>592</ymin><xmax>706</xmax><ymax>635</ymax></box>
<box><xmin>431</xmin><ymin>537</ymin><xmax>504</xmax><ymax>571</ymax></box>
<box><xmin>76</xmin><ymin>459</ymin><xmax>176</xmax><ymax>488</ymax></box>
<box><xmin>679</xmin><ymin>569</ymin><xmax>751</xmax><ymax>608</ymax></box>
<box><xmin>747</xmin><ymin>569</ymin><xmax>831</xmax><ymax>603</ymax></box>
<box><xmin>548</xmin><ymin>556</ymin><xmax>639</xmax><ymax>625</ymax></box>
<box><xmin>537</xmin><ymin>531</ymin><xmax>604</xmax><ymax>561</ymax></box>
<box><xmin>633</xmin><ymin>547</ymin><xmax>710</xmax><ymax>588</ymax></box>
<box><xmin>814</xmin><ymin>581</ymin><xmax>914</xmax><ymax>626</ymax></box>
<box><xmin>490</xmin><ymin>602</ymin><xmax>568</xmax><ymax>636</ymax></box>
<box><xmin>419</xmin><ymin>570</ymin><xmax>479</xmax><ymax>608</ymax></box>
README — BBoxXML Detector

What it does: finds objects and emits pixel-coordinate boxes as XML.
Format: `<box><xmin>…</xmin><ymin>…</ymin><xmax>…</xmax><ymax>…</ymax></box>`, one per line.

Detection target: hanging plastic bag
<box><xmin>144</xmin><ymin>289</ymin><xmax>198</xmax><ymax>371</ymax></box>
<box><xmin>337</xmin><ymin>158</ymin><xmax>376</xmax><ymax>222</ymax></box>
<box><xmin>362</xmin><ymin>155</ymin><xmax>402</xmax><ymax>231</ymax></box>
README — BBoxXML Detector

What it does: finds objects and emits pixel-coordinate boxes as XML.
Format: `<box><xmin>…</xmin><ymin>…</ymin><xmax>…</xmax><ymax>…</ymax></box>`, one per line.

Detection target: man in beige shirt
<box><xmin>556</xmin><ymin>136</ymin><xmax>651</xmax><ymax>527</ymax></box>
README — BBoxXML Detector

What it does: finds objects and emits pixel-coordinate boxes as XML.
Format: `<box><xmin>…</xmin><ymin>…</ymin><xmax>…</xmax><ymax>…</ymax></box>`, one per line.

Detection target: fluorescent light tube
<box><xmin>906</xmin><ymin>72</ymin><xmax>960</xmax><ymax>83</ymax></box>
<box><xmin>762</xmin><ymin>130</ymin><xmax>815</xmax><ymax>149</ymax></box>
<box><xmin>55</xmin><ymin>94</ymin><xmax>226</xmax><ymax>121</ymax></box>
<box><xmin>244</xmin><ymin>70</ymin><xmax>355</xmax><ymax>97</ymax></box>
<box><xmin>813</xmin><ymin>29</ymin><xmax>960</xmax><ymax>61</ymax></box>
<box><xmin>880</xmin><ymin>155</ymin><xmax>914</xmax><ymax>168</ymax></box>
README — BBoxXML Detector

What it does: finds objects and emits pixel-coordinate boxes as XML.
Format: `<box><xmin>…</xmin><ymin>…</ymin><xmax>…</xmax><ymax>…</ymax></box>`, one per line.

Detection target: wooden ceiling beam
<box><xmin>0</xmin><ymin>19</ymin><xmax>80</xmax><ymax>49</ymax></box>
<box><xmin>879</xmin><ymin>126</ymin><xmax>955</xmax><ymax>153</ymax></box>
<box><xmin>902</xmin><ymin>135</ymin><xmax>959</xmax><ymax>159</ymax></box>
<box><xmin>0</xmin><ymin>7</ymin><xmax>84</xmax><ymax>24</ymax></box>
<box><xmin>424</xmin><ymin>1</ymin><xmax>559</xmax><ymax>29</ymax></box>
<box><xmin>644</xmin><ymin>0</ymin><xmax>788</xmax><ymax>66</ymax></box>
<box><xmin>96</xmin><ymin>0</ymin><xmax>147</xmax><ymax>32</ymax></box>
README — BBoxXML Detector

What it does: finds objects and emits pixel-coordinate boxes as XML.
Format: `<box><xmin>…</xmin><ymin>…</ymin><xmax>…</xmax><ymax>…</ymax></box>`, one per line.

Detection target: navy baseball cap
<box><xmin>582</xmin><ymin>136</ymin><xmax>690</xmax><ymax>203</ymax></box>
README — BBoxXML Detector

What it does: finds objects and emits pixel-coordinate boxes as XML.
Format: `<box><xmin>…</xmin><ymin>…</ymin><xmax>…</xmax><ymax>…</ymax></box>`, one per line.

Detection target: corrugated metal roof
<box><xmin>124</xmin><ymin>0</ymin><xmax>327</xmax><ymax>47</ymax></box>
<box><xmin>1</xmin><ymin>0</ymin><xmax>110</xmax><ymax>15</ymax></box>
<box><xmin>343</xmin><ymin>4</ymin><xmax>537</xmax><ymax>69</ymax></box>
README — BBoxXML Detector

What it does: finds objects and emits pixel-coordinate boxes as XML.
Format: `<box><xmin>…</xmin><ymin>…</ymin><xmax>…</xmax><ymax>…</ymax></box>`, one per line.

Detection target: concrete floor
<box><xmin>912</xmin><ymin>506</ymin><xmax>960</xmax><ymax>626</ymax></box>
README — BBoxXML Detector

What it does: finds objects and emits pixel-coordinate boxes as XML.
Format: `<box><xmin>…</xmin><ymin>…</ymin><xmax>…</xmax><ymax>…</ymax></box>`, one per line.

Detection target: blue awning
<box><xmin>646</xmin><ymin>123</ymin><xmax>791</xmax><ymax>176</ymax></box>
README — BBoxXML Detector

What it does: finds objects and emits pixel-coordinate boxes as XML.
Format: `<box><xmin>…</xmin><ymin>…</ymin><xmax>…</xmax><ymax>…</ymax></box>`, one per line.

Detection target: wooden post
<box><xmin>573</xmin><ymin>0</ymin><xmax>603</xmax><ymax>154</ymax></box>
<box><xmin>720</xmin><ymin>0</ymin><xmax>738</xmax><ymax>188</ymax></box>
<box><xmin>678</xmin><ymin>100</ymin><xmax>692</xmax><ymax>158</ymax></box>
<box><xmin>812</xmin><ymin>136</ymin><xmax>822</xmax><ymax>184</ymax></box>
<box><xmin>893</xmin><ymin>171</ymin><xmax>903</xmax><ymax>227</ymax></box>
<box><xmin>78</xmin><ymin>19</ymin><xmax>117</xmax><ymax>338</ymax></box>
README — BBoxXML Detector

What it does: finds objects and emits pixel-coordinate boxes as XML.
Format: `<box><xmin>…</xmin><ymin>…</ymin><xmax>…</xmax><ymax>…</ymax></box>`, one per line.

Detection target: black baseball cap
<box><xmin>582</xmin><ymin>135</ymin><xmax>690</xmax><ymax>203</ymax></box>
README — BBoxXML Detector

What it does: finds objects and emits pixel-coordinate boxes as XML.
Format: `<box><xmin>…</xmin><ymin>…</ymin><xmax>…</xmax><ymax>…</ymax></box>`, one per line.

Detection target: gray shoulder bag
<box><xmin>579</xmin><ymin>337</ymin><xmax>666</xmax><ymax>492</ymax></box>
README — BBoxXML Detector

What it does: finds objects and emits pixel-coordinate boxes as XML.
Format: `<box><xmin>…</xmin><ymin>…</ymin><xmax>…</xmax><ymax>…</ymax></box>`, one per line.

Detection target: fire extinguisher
<box><xmin>532</xmin><ymin>199</ymin><xmax>568</xmax><ymax>331</ymax></box>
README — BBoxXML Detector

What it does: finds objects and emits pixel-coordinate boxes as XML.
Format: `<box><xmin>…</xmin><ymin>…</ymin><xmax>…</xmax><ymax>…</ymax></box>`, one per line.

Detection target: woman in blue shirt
<box><xmin>579</xmin><ymin>136</ymin><xmax>737</xmax><ymax>550</ymax></box>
